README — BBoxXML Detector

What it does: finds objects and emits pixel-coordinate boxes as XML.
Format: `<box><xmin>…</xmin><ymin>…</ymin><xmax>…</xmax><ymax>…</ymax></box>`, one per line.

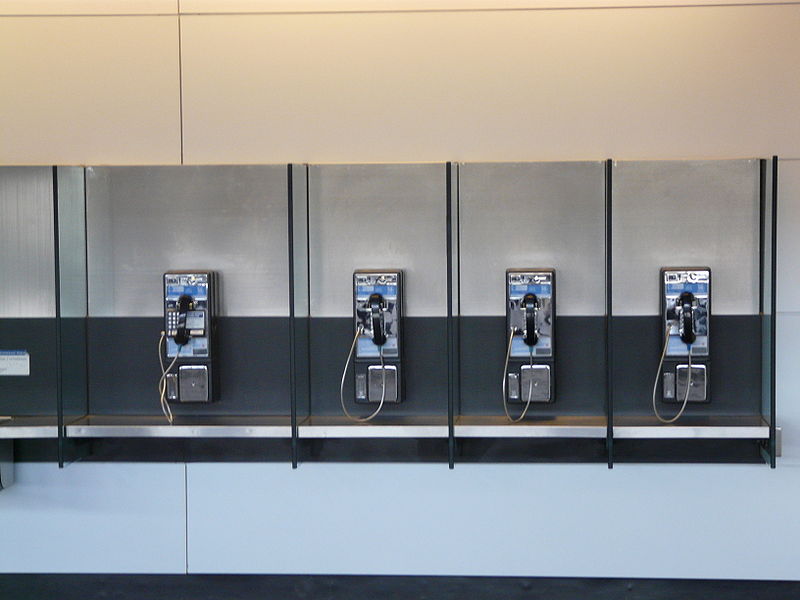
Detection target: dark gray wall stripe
<box><xmin>1</xmin><ymin>574</ymin><xmax>798</xmax><ymax>600</ymax></box>
<box><xmin>459</xmin><ymin>316</ymin><xmax>606</xmax><ymax>416</ymax></box>
<box><xmin>309</xmin><ymin>317</ymin><xmax>448</xmax><ymax>417</ymax></box>
<box><xmin>612</xmin><ymin>315</ymin><xmax>762</xmax><ymax>416</ymax></box>
<box><xmin>87</xmin><ymin>317</ymin><xmax>290</xmax><ymax>416</ymax></box>
<box><xmin>0</xmin><ymin>318</ymin><xmax>58</xmax><ymax>415</ymax></box>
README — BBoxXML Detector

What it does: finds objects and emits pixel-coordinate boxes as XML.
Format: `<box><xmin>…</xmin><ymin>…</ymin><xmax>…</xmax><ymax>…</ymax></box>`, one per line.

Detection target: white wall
<box><xmin>180</xmin><ymin>5</ymin><xmax>800</xmax><ymax>164</ymax></box>
<box><xmin>0</xmin><ymin>15</ymin><xmax>181</xmax><ymax>165</ymax></box>
<box><xmin>184</xmin><ymin>461</ymin><xmax>800</xmax><ymax>579</ymax></box>
<box><xmin>2</xmin><ymin>3</ymin><xmax>800</xmax><ymax>164</ymax></box>
<box><xmin>0</xmin><ymin>463</ymin><xmax>186</xmax><ymax>573</ymax></box>
<box><xmin>1</xmin><ymin>0</ymin><xmax>800</xmax><ymax>579</ymax></box>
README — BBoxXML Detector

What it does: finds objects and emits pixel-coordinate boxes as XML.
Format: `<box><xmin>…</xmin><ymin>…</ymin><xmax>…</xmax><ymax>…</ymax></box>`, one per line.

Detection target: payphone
<box><xmin>339</xmin><ymin>270</ymin><xmax>403</xmax><ymax>422</ymax></box>
<box><xmin>158</xmin><ymin>271</ymin><xmax>218</xmax><ymax>421</ymax></box>
<box><xmin>502</xmin><ymin>269</ymin><xmax>555</xmax><ymax>422</ymax></box>
<box><xmin>652</xmin><ymin>268</ymin><xmax>710</xmax><ymax>423</ymax></box>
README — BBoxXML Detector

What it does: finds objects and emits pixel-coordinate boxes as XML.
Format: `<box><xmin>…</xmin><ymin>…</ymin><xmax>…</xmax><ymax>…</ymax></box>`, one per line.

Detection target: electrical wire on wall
<box><xmin>157</xmin><ymin>331</ymin><xmax>182</xmax><ymax>425</ymax></box>
<box><xmin>502</xmin><ymin>328</ymin><xmax>534</xmax><ymax>423</ymax></box>
<box><xmin>340</xmin><ymin>325</ymin><xmax>387</xmax><ymax>423</ymax></box>
<box><xmin>651</xmin><ymin>321</ymin><xmax>693</xmax><ymax>424</ymax></box>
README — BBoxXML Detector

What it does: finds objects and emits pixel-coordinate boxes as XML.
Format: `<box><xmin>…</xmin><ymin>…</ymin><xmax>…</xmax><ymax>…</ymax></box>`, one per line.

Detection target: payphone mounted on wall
<box><xmin>339</xmin><ymin>270</ymin><xmax>403</xmax><ymax>422</ymax></box>
<box><xmin>652</xmin><ymin>267</ymin><xmax>710</xmax><ymax>423</ymax></box>
<box><xmin>158</xmin><ymin>271</ymin><xmax>218</xmax><ymax>420</ymax></box>
<box><xmin>503</xmin><ymin>269</ymin><xmax>555</xmax><ymax>422</ymax></box>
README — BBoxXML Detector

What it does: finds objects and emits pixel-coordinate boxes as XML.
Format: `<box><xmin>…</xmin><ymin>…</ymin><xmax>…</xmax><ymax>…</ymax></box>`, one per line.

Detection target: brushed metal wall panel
<box><xmin>86</xmin><ymin>166</ymin><xmax>289</xmax><ymax>317</ymax></box>
<box><xmin>308</xmin><ymin>164</ymin><xmax>447</xmax><ymax>317</ymax></box>
<box><xmin>0</xmin><ymin>167</ymin><xmax>54</xmax><ymax>318</ymax></box>
<box><xmin>459</xmin><ymin>161</ymin><xmax>606</xmax><ymax>317</ymax></box>
<box><xmin>56</xmin><ymin>167</ymin><xmax>87</xmax><ymax>319</ymax></box>
<box><xmin>612</xmin><ymin>160</ymin><xmax>760</xmax><ymax>316</ymax></box>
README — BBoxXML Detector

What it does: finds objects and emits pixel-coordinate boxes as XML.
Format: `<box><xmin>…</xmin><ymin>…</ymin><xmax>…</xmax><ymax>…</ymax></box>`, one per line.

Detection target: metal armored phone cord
<box><xmin>652</xmin><ymin>322</ymin><xmax>693</xmax><ymax>424</ymax></box>
<box><xmin>502</xmin><ymin>328</ymin><xmax>535</xmax><ymax>423</ymax></box>
<box><xmin>157</xmin><ymin>331</ymin><xmax>184</xmax><ymax>425</ymax></box>
<box><xmin>340</xmin><ymin>325</ymin><xmax>387</xmax><ymax>423</ymax></box>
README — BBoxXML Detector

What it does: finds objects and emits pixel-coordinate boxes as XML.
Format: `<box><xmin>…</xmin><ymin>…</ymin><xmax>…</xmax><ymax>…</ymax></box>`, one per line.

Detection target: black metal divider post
<box><xmin>446</xmin><ymin>162</ymin><xmax>457</xmax><ymax>469</ymax></box>
<box><xmin>758</xmin><ymin>158</ymin><xmax>767</xmax><ymax>466</ymax></box>
<box><xmin>759</xmin><ymin>160</ymin><xmax>766</xmax><ymax>317</ymax></box>
<box><xmin>769</xmin><ymin>156</ymin><xmax>778</xmax><ymax>468</ymax></box>
<box><xmin>288</xmin><ymin>164</ymin><xmax>298</xmax><ymax>468</ymax></box>
<box><xmin>605</xmin><ymin>159</ymin><xmax>614</xmax><ymax>469</ymax></box>
<box><xmin>288</xmin><ymin>163</ymin><xmax>312</xmax><ymax>468</ymax></box>
<box><xmin>53</xmin><ymin>166</ymin><xmax>65</xmax><ymax>468</ymax></box>
<box><xmin>757</xmin><ymin>156</ymin><xmax>779</xmax><ymax>468</ymax></box>
<box><xmin>54</xmin><ymin>166</ymin><xmax>90</xmax><ymax>468</ymax></box>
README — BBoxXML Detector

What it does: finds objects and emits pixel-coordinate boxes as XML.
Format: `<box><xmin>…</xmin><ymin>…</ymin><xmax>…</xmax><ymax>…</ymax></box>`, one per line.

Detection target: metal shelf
<box><xmin>454</xmin><ymin>415</ymin><xmax>607</xmax><ymax>438</ymax></box>
<box><xmin>66</xmin><ymin>415</ymin><xmax>291</xmax><ymax>439</ymax></box>
<box><xmin>613</xmin><ymin>415</ymin><xmax>769</xmax><ymax>439</ymax></box>
<box><xmin>0</xmin><ymin>416</ymin><xmax>60</xmax><ymax>439</ymax></box>
<box><xmin>298</xmin><ymin>415</ymin><xmax>448</xmax><ymax>439</ymax></box>
<box><xmin>3</xmin><ymin>414</ymin><xmax>769</xmax><ymax>442</ymax></box>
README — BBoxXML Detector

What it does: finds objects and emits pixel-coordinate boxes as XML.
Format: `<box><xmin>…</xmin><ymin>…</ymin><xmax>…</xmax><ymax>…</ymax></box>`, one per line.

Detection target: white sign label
<box><xmin>0</xmin><ymin>351</ymin><xmax>30</xmax><ymax>376</ymax></box>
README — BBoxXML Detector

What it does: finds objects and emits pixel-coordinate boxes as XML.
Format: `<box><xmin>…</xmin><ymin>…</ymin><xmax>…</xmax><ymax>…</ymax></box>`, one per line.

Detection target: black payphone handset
<box><xmin>666</xmin><ymin>291</ymin><xmax>698</xmax><ymax>346</ymax></box>
<box><xmin>522</xmin><ymin>293</ymin><xmax>539</xmax><ymax>347</ymax></box>
<box><xmin>173</xmin><ymin>294</ymin><xmax>193</xmax><ymax>346</ymax></box>
<box><xmin>340</xmin><ymin>271</ymin><xmax>402</xmax><ymax>423</ymax></box>
<box><xmin>503</xmin><ymin>270</ymin><xmax>555</xmax><ymax>423</ymax></box>
<box><xmin>158</xmin><ymin>272</ymin><xmax>218</xmax><ymax>423</ymax></box>
<box><xmin>679</xmin><ymin>291</ymin><xmax>698</xmax><ymax>345</ymax></box>
<box><xmin>368</xmin><ymin>293</ymin><xmax>388</xmax><ymax>347</ymax></box>
<box><xmin>653</xmin><ymin>268</ymin><xmax>710</xmax><ymax>424</ymax></box>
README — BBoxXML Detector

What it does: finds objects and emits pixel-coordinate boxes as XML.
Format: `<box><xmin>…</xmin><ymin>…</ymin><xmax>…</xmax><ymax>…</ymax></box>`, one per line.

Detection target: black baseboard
<box><xmin>14</xmin><ymin>437</ymin><xmax>766</xmax><ymax>464</ymax></box>
<box><xmin>0</xmin><ymin>574</ymin><xmax>797</xmax><ymax>600</ymax></box>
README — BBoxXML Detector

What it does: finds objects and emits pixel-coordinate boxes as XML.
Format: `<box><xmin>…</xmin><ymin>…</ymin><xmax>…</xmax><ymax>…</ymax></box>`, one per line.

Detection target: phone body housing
<box><xmin>660</xmin><ymin>267</ymin><xmax>710</xmax><ymax>403</ymax></box>
<box><xmin>353</xmin><ymin>270</ymin><xmax>403</xmax><ymax>404</ymax></box>
<box><xmin>505</xmin><ymin>269</ymin><xmax>555</xmax><ymax>404</ymax></box>
<box><xmin>163</xmin><ymin>271</ymin><xmax>219</xmax><ymax>403</ymax></box>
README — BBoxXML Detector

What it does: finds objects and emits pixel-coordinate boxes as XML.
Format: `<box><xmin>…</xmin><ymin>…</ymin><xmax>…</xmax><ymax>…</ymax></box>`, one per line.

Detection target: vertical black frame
<box><xmin>757</xmin><ymin>156</ymin><xmax>778</xmax><ymax>468</ymax></box>
<box><xmin>759</xmin><ymin>160</ymin><xmax>766</xmax><ymax>316</ymax></box>
<box><xmin>451</xmin><ymin>160</ymin><xmax>615</xmax><ymax>465</ymax></box>
<box><xmin>608</xmin><ymin>157</ymin><xmax>777</xmax><ymax>465</ymax></box>
<box><xmin>52</xmin><ymin>167</ymin><xmax>65</xmax><ymax>468</ymax></box>
<box><xmin>605</xmin><ymin>159</ymin><xmax>614</xmax><ymax>469</ymax></box>
<box><xmin>288</xmin><ymin>163</ymin><xmax>312</xmax><ymax>468</ymax></box>
<box><xmin>54</xmin><ymin>165</ymin><xmax>91</xmax><ymax>468</ymax></box>
<box><xmin>769</xmin><ymin>156</ymin><xmax>778</xmax><ymax>467</ymax></box>
<box><xmin>50</xmin><ymin>165</ymin><xmax>295</xmax><ymax>464</ymax></box>
<box><xmin>446</xmin><ymin>162</ymin><xmax>458</xmax><ymax>469</ymax></box>
<box><xmin>288</xmin><ymin>163</ymin><xmax>298</xmax><ymax>468</ymax></box>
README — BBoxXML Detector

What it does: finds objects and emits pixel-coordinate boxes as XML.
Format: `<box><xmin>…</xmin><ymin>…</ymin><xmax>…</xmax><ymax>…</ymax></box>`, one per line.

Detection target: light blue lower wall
<box><xmin>2</xmin><ymin>454</ymin><xmax>799</xmax><ymax>578</ymax></box>
<box><xmin>0</xmin><ymin>463</ymin><xmax>186</xmax><ymax>573</ymax></box>
<box><xmin>186</xmin><ymin>460</ymin><xmax>800</xmax><ymax>579</ymax></box>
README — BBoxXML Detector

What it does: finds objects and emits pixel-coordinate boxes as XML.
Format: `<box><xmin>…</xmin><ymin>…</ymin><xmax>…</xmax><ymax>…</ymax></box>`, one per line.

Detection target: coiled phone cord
<box><xmin>502</xmin><ymin>328</ymin><xmax>535</xmax><ymax>423</ymax></box>
<box><xmin>340</xmin><ymin>325</ymin><xmax>387</xmax><ymax>423</ymax></box>
<box><xmin>157</xmin><ymin>331</ymin><xmax>182</xmax><ymax>425</ymax></box>
<box><xmin>652</xmin><ymin>322</ymin><xmax>693</xmax><ymax>424</ymax></box>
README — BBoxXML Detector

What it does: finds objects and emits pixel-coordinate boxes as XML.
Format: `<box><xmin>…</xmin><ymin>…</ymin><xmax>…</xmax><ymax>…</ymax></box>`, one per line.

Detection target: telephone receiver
<box><xmin>368</xmin><ymin>293</ymin><xmax>387</xmax><ymax>347</ymax></box>
<box><xmin>678</xmin><ymin>291</ymin><xmax>696</xmax><ymax>345</ymax></box>
<box><xmin>174</xmin><ymin>294</ymin><xmax>193</xmax><ymax>346</ymax></box>
<box><xmin>666</xmin><ymin>291</ymin><xmax>696</xmax><ymax>345</ymax></box>
<box><xmin>522</xmin><ymin>292</ymin><xmax>539</xmax><ymax>347</ymax></box>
